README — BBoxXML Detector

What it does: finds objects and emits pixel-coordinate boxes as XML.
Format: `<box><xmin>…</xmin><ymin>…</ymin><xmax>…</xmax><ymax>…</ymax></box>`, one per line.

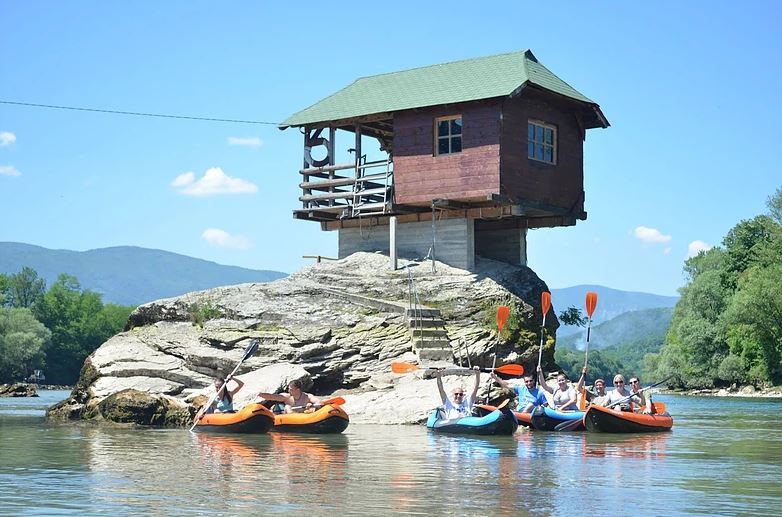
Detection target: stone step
<box><xmin>409</xmin><ymin>327</ymin><xmax>448</xmax><ymax>338</ymax></box>
<box><xmin>413</xmin><ymin>337</ymin><xmax>451</xmax><ymax>348</ymax></box>
<box><xmin>406</xmin><ymin>317</ymin><xmax>443</xmax><ymax>329</ymax></box>
<box><xmin>418</xmin><ymin>348</ymin><xmax>454</xmax><ymax>361</ymax></box>
<box><xmin>406</xmin><ymin>308</ymin><xmax>440</xmax><ymax>318</ymax></box>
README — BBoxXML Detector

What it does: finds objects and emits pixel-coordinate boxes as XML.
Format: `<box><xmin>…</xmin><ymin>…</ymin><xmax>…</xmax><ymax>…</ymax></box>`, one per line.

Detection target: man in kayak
<box><xmin>629</xmin><ymin>377</ymin><xmax>654</xmax><ymax>414</ymax></box>
<box><xmin>436</xmin><ymin>366</ymin><xmax>480</xmax><ymax>419</ymax></box>
<box><xmin>576</xmin><ymin>367</ymin><xmax>607</xmax><ymax>407</ymax></box>
<box><xmin>537</xmin><ymin>366</ymin><xmax>578</xmax><ymax>411</ymax></box>
<box><xmin>257</xmin><ymin>379</ymin><xmax>322</xmax><ymax>414</ymax></box>
<box><xmin>490</xmin><ymin>372</ymin><xmax>547</xmax><ymax>413</ymax></box>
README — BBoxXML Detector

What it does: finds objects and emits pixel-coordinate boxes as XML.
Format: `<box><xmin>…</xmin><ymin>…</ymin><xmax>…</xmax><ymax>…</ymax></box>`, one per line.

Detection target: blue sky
<box><xmin>1</xmin><ymin>1</ymin><xmax>779</xmax><ymax>296</ymax></box>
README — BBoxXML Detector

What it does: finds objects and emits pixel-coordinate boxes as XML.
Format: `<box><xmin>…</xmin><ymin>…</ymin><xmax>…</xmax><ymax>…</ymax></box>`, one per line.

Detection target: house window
<box><xmin>528</xmin><ymin>120</ymin><xmax>556</xmax><ymax>164</ymax></box>
<box><xmin>435</xmin><ymin>115</ymin><xmax>462</xmax><ymax>155</ymax></box>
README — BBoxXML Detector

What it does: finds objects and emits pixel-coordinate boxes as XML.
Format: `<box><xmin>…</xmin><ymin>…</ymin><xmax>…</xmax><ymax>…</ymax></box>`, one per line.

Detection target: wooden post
<box><xmin>302</xmin><ymin>129</ymin><xmax>310</xmax><ymax>209</ymax></box>
<box><xmin>431</xmin><ymin>203</ymin><xmax>436</xmax><ymax>274</ymax></box>
<box><xmin>328</xmin><ymin>126</ymin><xmax>336</xmax><ymax>207</ymax></box>
<box><xmin>389</xmin><ymin>216</ymin><xmax>398</xmax><ymax>270</ymax></box>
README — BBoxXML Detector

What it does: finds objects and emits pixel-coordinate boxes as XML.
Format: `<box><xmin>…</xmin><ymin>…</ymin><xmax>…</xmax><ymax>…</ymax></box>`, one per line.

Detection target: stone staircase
<box><xmin>406</xmin><ymin>308</ymin><xmax>453</xmax><ymax>361</ymax></box>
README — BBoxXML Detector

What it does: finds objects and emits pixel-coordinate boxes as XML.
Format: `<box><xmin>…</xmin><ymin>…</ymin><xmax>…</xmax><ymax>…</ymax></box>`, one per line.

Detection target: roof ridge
<box><xmin>353</xmin><ymin>49</ymin><xmax>531</xmax><ymax>82</ymax></box>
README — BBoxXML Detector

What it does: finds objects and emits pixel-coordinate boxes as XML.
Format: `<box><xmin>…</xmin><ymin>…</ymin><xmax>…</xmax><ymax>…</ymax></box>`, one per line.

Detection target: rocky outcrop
<box><xmin>47</xmin><ymin>253</ymin><xmax>558</xmax><ymax>426</ymax></box>
<box><xmin>0</xmin><ymin>383</ymin><xmax>38</xmax><ymax>397</ymax></box>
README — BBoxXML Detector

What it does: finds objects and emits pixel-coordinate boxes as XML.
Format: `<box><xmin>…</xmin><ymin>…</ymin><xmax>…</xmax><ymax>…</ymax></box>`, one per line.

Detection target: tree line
<box><xmin>0</xmin><ymin>268</ymin><xmax>135</xmax><ymax>385</ymax></box>
<box><xmin>647</xmin><ymin>187</ymin><xmax>782</xmax><ymax>388</ymax></box>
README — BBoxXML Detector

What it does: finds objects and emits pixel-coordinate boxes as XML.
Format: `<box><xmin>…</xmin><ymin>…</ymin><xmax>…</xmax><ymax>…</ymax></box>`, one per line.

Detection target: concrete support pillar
<box><xmin>389</xmin><ymin>216</ymin><xmax>398</xmax><ymax>270</ymax></box>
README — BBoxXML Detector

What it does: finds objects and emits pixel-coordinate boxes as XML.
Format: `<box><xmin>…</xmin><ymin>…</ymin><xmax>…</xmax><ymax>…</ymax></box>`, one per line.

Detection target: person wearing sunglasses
<box><xmin>628</xmin><ymin>377</ymin><xmax>653</xmax><ymax>414</ymax></box>
<box><xmin>601</xmin><ymin>375</ymin><xmax>633</xmax><ymax>410</ymax></box>
<box><xmin>436</xmin><ymin>366</ymin><xmax>480</xmax><ymax>419</ymax></box>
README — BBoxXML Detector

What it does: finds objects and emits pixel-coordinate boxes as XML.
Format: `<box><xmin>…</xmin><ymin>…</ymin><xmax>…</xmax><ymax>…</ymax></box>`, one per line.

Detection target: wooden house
<box><xmin>280</xmin><ymin>50</ymin><xmax>608</xmax><ymax>270</ymax></box>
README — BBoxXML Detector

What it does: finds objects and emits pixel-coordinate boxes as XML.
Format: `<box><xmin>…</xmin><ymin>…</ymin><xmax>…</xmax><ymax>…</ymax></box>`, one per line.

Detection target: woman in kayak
<box><xmin>194</xmin><ymin>374</ymin><xmax>245</xmax><ymax>422</ymax></box>
<box><xmin>436</xmin><ymin>366</ymin><xmax>480</xmax><ymax>419</ymax></box>
<box><xmin>537</xmin><ymin>366</ymin><xmax>578</xmax><ymax>411</ymax></box>
<box><xmin>257</xmin><ymin>379</ymin><xmax>322</xmax><ymax>413</ymax></box>
<box><xmin>602</xmin><ymin>375</ymin><xmax>634</xmax><ymax>410</ymax></box>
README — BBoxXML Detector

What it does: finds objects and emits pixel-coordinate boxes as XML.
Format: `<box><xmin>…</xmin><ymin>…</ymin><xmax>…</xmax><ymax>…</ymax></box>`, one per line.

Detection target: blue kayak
<box><xmin>530</xmin><ymin>406</ymin><xmax>585</xmax><ymax>431</ymax></box>
<box><xmin>426</xmin><ymin>401</ymin><xmax>518</xmax><ymax>435</ymax></box>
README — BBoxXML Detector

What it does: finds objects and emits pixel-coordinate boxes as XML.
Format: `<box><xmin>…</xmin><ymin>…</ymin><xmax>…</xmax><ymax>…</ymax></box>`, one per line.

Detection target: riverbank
<box><xmin>663</xmin><ymin>386</ymin><xmax>782</xmax><ymax>398</ymax></box>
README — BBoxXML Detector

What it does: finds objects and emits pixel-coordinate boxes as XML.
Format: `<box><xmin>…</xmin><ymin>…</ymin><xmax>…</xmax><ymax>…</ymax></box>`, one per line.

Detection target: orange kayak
<box><xmin>584</xmin><ymin>404</ymin><xmax>673</xmax><ymax>433</ymax></box>
<box><xmin>476</xmin><ymin>404</ymin><xmax>532</xmax><ymax>427</ymax></box>
<box><xmin>273</xmin><ymin>403</ymin><xmax>349</xmax><ymax>434</ymax></box>
<box><xmin>195</xmin><ymin>403</ymin><xmax>275</xmax><ymax>433</ymax></box>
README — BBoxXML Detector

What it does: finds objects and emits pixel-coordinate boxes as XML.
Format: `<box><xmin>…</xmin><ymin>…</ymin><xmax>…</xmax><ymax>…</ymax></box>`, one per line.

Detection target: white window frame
<box><xmin>434</xmin><ymin>115</ymin><xmax>463</xmax><ymax>156</ymax></box>
<box><xmin>528</xmin><ymin>119</ymin><xmax>557</xmax><ymax>165</ymax></box>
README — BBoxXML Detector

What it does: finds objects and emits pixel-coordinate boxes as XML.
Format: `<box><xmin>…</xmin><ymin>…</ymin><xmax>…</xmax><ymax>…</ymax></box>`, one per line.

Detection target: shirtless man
<box><xmin>257</xmin><ymin>379</ymin><xmax>322</xmax><ymax>413</ymax></box>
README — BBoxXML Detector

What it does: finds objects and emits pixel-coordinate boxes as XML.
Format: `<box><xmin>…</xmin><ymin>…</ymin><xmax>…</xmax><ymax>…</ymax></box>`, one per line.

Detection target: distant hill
<box><xmin>0</xmin><ymin>242</ymin><xmax>288</xmax><ymax>306</ymax></box>
<box><xmin>557</xmin><ymin>306</ymin><xmax>674</xmax><ymax>350</ymax></box>
<box><xmin>551</xmin><ymin>285</ymin><xmax>678</xmax><ymax>336</ymax></box>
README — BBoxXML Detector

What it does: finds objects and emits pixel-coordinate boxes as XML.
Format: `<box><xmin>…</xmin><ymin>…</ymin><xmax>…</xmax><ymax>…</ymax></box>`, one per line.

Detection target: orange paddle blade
<box><xmin>496</xmin><ymin>305</ymin><xmax>510</xmax><ymax>332</ymax></box>
<box><xmin>322</xmin><ymin>396</ymin><xmax>346</xmax><ymax>406</ymax></box>
<box><xmin>652</xmin><ymin>402</ymin><xmax>666</xmax><ymax>413</ymax></box>
<box><xmin>495</xmin><ymin>364</ymin><xmax>524</xmax><ymax>376</ymax></box>
<box><xmin>541</xmin><ymin>291</ymin><xmax>551</xmax><ymax>316</ymax></box>
<box><xmin>585</xmin><ymin>291</ymin><xmax>598</xmax><ymax>318</ymax></box>
<box><xmin>391</xmin><ymin>362</ymin><xmax>420</xmax><ymax>374</ymax></box>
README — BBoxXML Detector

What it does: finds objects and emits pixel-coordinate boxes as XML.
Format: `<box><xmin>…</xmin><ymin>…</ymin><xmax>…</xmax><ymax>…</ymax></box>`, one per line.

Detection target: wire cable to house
<box><xmin>0</xmin><ymin>100</ymin><xmax>280</xmax><ymax>125</ymax></box>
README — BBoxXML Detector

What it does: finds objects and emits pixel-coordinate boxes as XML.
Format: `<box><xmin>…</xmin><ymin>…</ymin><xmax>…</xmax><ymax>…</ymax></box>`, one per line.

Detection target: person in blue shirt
<box><xmin>491</xmin><ymin>371</ymin><xmax>547</xmax><ymax>413</ymax></box>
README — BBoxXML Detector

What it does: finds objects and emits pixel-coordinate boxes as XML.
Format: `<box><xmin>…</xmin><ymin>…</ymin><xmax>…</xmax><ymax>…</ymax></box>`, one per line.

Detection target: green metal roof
<box><xmin>280</xmin><ymin>50</ymin><xmax>607</xmax><ymax>128</ymax></box>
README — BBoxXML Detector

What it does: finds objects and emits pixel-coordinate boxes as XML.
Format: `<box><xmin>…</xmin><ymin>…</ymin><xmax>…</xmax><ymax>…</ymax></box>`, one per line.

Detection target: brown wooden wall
<box><xmin>500</xmin><ymin>89</ymin><xmax>585</xmax><ymax>213</ymax></box>
<box><xmin>393</xmin><ymin>100</ymin><xmax>501</xmax><ymax>205</ymax></box>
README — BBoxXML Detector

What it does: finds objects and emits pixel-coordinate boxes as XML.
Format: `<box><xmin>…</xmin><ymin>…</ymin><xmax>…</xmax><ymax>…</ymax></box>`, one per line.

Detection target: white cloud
<box><xmin>227</xmin><ymin>136</ymin><xmax>262</xmax><ymax>148</ymax></box>
<box><xmin>633</xmin><ymin>226</ymin><xmax>672</xmax><ymax>245</ymax></box>
<box><xmin>0</xmin><ymin>132</ymin><xmax>16</xmax><ymax>147</ymax></box>
<box><xmin>0</xmin><ymin>165</ymin><xmax>21</xmax><ymax>176</ymax></box>
<box><xmin>687</xmin><ymin>240</ymin><xmax>713</xmax><ymax>258</ymax></box>
<box><xmin>171</xmin><ymin>167</ymin><xmax>257</xmax><ymax>196</ymax></box>
<box><xmin>201</xmin><ymin>228</ymin><xmax>251</xmax><ymax>249</ymax></box>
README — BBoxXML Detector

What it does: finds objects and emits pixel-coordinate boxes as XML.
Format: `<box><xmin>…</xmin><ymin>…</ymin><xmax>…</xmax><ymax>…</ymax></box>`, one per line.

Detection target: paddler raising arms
<box><xmin>257</xmin><ymin>379</ymin><xmax>322</xmax><ymax>414</ymax></box>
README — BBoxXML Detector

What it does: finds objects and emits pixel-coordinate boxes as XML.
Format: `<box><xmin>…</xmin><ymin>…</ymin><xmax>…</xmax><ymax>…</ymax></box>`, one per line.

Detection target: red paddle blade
<box><xmin>541</xmin><ymin>292</ymin><xmax>551</xmax><ymax>316</ymax></box>
<box><xmin>496</xmin><ymin>306</ymin><xmax>510</xmax><ymax>332</ymax></box>
<box><xmin>585</xmin><ymin>291</ymin><xmax>598</xmax><ymax>318</ymax></box>
<box><xmin>495</xmin><ymin>363</ymin><xmax>524</xmax><ymax>376</ymax></box>
<box><xmin>391</xmin><ymin>362</ymin><xmax>419</xmax><ymax>374</ymax></box>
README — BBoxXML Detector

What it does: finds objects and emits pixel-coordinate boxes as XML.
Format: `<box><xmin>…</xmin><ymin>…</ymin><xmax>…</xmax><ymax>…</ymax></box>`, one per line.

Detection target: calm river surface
<box><xmin>1</xmin><ymin>391</ymin><xmax>781</xmax><ymax>516</ymax></box>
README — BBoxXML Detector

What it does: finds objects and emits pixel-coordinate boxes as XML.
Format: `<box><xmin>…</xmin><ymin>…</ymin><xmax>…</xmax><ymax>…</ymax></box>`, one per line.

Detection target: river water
<box><xmin>1</xmin><ymin>391</ymin><xmax>780</xmax><ymax>516</ymax></box>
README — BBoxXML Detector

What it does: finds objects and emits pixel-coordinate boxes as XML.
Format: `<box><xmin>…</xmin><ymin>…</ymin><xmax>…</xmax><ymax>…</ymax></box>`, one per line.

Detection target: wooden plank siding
<box><xmin>393</xmin><ymin>101</ymin><xmax>502</xmax><ymax>205</ymax></box>
<box><xmin>500</xmin><ymin>89</ymin><xmax>586</xmax><ymax>216</ymax></box>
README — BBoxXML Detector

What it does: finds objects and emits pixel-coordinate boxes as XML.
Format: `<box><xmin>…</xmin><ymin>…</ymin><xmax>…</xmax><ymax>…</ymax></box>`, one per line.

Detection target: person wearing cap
<box><xmin>436</xmin><ymin>366</ymin><xmax>480</xmax><ymax>419</ymax></box>
<box><xmin>575</xmin><ymin>366</ymin><xmax>607</xmax><ymax>407</ymax></box>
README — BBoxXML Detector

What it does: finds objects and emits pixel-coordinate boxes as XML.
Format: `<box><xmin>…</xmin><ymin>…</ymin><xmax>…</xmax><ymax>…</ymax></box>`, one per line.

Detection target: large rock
<box><xmin>47</xmin><ymin>253</ymin><xmax>557</xmax><ymax>426</ymax></box>
<box><xmin>0</xmin><ymin>383</ymin><xmax>38</xmax><ymax>397</ymax></box>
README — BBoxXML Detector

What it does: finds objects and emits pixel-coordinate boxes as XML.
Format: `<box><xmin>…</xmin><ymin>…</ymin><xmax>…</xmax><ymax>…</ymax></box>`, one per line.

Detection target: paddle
<box><xmin>537</xmin><ymin>291</ymin><xmax>551</xmax><ymax>370</ymax></box>
<box><xmin>584</xmin><ymin>291</ymin><xmax>598</xmax><ymax>369</ymax></box>
<box><xmin>391</xmin><ymin>362</ymin><xmax>524</xmax><ymax>376</ymax></box>
<box><xmin>189</xmin><ymin>339</ymin><xmax>259</xmax><ymax>432</ymax></box>
<box><xmin>485</xmin><ymin>306</ymin><xmax>510</xmax><ymax>403</ymax></box>
<box><xmin>289</xmin><ymin>396</ymin><xmax>346</xmax><ymax>411</ymax></box>
<box><xmin>554</xmin><ymin>415</ymin><xmax>586</xmax><ymax>432</ymax></box>
<box><xmin>605</xmin><ymin>377</ymin><xmax>672</xmax><ymax>410</ymax></box>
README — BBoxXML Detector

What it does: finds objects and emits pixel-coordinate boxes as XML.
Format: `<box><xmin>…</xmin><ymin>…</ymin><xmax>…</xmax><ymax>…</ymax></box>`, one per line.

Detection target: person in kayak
<box><xmin>490</xmin><ymin>372</ymin><xmax>547</xmax><ymax>413</ymax></box>
<box><xmin>195</xmin><ymin>374</ymin><xmax>245</xmax><ymax>421</ymax></box>
<box><xmin>257</xmin><ymin>379</ymin><xmax>322</xmax><ymax>414</ymax></box>
<box><xmin>537</xmin><ymin>366</ymin><xmax>578</xmax><ymax>411</ymax></box>
<box><xmin>575</xmin><ymin>366</ymin><xmax>607</xmax><ymax>407</ymax></box>
<box><xmin>436</xmin><ymin>366</ymin><xmax>480</xmax><ymax>419</ymax></box>
<box><xmin>629</xmin><ymin>377</ymin><xmax>654</xmax><ymax>414</ymax></box>
<box><xmin>601</xmin><ymin>374</ymin><xmax>640</xmax><ymax>411</ymax></box>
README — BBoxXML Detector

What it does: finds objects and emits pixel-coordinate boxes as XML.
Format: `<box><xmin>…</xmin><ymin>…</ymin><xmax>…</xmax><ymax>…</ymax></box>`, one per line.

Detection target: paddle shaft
<box><xmin>537</xmin><ymin>313</ymin><xmax>547</xmax><ymax>370</ymax></box>
<box><xmin>606</xmin><ymin>377</ymin><xmax>672</xmax><ymax>409</ymax></box>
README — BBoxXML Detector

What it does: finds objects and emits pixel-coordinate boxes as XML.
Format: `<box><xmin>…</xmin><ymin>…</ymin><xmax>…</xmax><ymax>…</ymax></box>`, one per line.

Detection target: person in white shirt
<box><xmin>436</xmin><ymin>366</ymin><xmax>480</xmax><ymax>419</ymax></box>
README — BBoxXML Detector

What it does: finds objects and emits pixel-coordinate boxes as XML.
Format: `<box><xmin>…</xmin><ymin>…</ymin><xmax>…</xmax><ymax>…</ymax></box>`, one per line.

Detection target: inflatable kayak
<box><xmin>530</xmin><ymin>406</ymin><xmax>585</xmax><ymax>431</ymax></box>
<box><xmin>427</xmin><ymin>400</ymin><xmax>518</xmax><ymax>436</ymax></box>
<box><xmin>273</xmin><ymin>403</ymin><xmax>350</xmax><ymax>434</ymax></box>
<box><xmin>475</xmin><ymin>404</ymin><xmax>533</xmax><ymax>428</ymax></box>
<box><xmin>584</xmin><ymin>404</ymin><xmax>673</xmax><ymax>433</ymax></box>
<box><xmin>194</xmin><ymin>403</ymin><xmax>275</xmax><ymax>433</ymax></box>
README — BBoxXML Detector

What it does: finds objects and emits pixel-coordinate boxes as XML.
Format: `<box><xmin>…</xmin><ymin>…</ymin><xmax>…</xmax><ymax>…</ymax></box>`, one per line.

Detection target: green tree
<box><xmin>4</xmin><ymin>267</ymin><xmax>46</xmax><ymax>309</ymax></box>
<box><xmin>0</xmin><ymin>307</ymin><xmax>51</xmax><ymax>382</ymax></box>
<box><xmin>0</xmin><ymin>273</ymin><xmax>8</xmax><ymax>306</ymax></box>
<box><xmin>768</xmin><ymin>187</ymin><xmax>782</xmax><ymax>226</ymax></box>
<box><xmin>34</xmin><ymin>274</ymin><xmax>134</xmax><ymax>385</ymax></box>
<box><xmin>559</xmin><ymin>306</ymin><xmax>586</xmax><ymax>327</ymax></box>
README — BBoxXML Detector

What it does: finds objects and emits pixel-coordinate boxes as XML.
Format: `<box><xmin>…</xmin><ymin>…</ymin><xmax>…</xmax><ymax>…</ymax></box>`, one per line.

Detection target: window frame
<box><xmin>434</xmin><ymin>115</ymin><xmax>463</xmax><ymax>156</ymax></box>
<box><xmin>527</xmin><ymin>119</ymin><xmax>557</xmax><ymax>165</ymax></box>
